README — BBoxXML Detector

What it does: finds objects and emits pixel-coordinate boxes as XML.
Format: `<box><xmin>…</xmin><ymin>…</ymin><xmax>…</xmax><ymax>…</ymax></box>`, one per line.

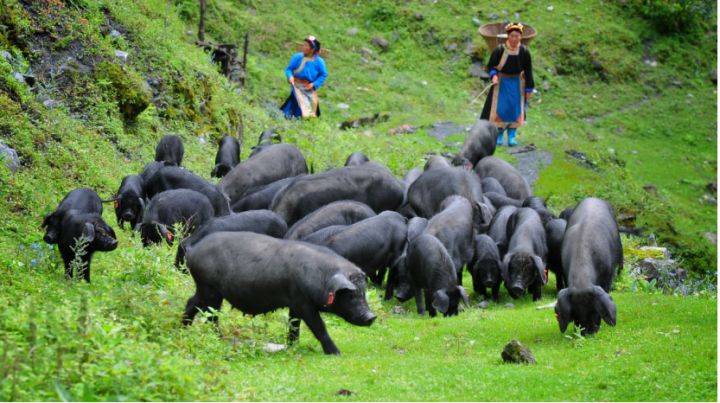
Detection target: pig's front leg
<box><xmin>297</xmin><ymin>306</ymin><xmax>340</xmax><ymax>355</ymax></box>
<box><xmin>414</xmin><ymin>288</ymin><xmax>425</xmax><ymax>315</ymax></box>
<box><xmin>287</xmin><ymin>308</ymin><xmax>301</xmax><ymax>345</ymax></box>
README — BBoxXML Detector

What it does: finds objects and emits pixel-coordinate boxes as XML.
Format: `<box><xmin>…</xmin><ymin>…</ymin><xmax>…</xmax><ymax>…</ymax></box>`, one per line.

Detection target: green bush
<box><xmin>625</xmin><ymin>0</ymin><xmax>715</xmax><ymax>34</ymax></box>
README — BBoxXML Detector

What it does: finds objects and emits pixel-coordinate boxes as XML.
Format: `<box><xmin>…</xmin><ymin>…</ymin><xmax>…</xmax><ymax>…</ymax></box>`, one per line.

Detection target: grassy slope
<box><xmin>0</xmin><ymin>0</ymin><xmax>717</xmax><ymax>401</ymax></box>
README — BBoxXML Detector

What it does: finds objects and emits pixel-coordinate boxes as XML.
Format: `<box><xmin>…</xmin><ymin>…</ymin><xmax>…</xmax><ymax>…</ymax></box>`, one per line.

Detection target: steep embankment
<box><xmin>0</xmin><ymin>0</ymin><xmax>716</xmax><ymax>401</ymax></box>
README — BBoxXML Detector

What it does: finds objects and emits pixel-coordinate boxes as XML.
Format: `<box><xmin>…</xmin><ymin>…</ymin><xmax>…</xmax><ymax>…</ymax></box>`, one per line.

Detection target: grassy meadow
<box><xmin>0</xmin><ymin>0</ymin><xmax>717</xmax><ymax>401</ymax></box>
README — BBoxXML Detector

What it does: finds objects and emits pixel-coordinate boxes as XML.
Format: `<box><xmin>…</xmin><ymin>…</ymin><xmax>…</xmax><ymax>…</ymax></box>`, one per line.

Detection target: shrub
<box><xmin>623</xmin><ymin>0</ymin><xmax>715</xmax><ymax>34</ymax></box>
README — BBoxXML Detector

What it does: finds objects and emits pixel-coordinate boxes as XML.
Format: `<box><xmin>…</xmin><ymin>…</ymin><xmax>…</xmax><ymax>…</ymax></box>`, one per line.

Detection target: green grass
<box><xmin>0</xmin><ymin>0</ymin><xmax>717</xmax><ymax>400</ymax></box>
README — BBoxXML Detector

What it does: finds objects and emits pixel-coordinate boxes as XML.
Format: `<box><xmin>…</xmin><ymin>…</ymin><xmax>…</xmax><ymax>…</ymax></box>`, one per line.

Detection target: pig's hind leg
<box><xmin>182</xmin><ymin>286</ymin><xmax>223</xmax><ymax>332</ymax></box>
<box><xmin>295</xmin><ymin>306</ymin><xmax>340</xmax><ymax>355</ymax></box>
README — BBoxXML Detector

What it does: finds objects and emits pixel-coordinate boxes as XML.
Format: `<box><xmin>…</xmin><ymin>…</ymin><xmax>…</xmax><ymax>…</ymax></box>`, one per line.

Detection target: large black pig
<box><xmin>42</xmin><ymin>188</ymin><xmax>103</xmax><ymax>244</ymax></box>
<box><xmin>113</xmin><ymin>175</ymin><xmax>145</xmax><ymax>230</ymax></box>
<box><xmin>175</xmin><ymin>210</ymin><xmax>288</xmax><ymax>267</ymax></box>
<box><xmin>144</xmin><ymin>165</ymin><xmax>231</xmax><ymax>216</ymax></box>
<box><xmin>154</xmin><ymin>135</ymin><xmax>184</xmax><ymax>166</ymax></box>
<box><xmin>231</xmin><ymin>176</ymin><xmax>299</xmax><ymax>213</ymax></box>
<box><xmin>211</xmin><ymin>136</ymin><xmax>241</xmax><ymax>178</ymax></box>
<box><xmin>221</xmin><ymin>143</ymin><xmax>307</xmax><ymax>204</ymax></box>
<box><xmin>271</xmin><ymin>165</ymin><xmax>403</xmax><ymax>226</ymax></box>
<box><xmin>57</xmin><ymin>211</ymin><xmax>118</xmax><ymax>282</ymax></box>
<box><xmin>555</xmin><ymin>198</ymin><xmax>622</xmax><ymax>335</ymax></box>
<box><xmin>405</xmin><ymin>233</ymin><xmax>469</xmax><ymax>317</ymax></box>
<box><xmin>138</xmin><ymin>189</ymin><xmax>214</xmax><ymax>246</ymax></box>
<box><xmin>300</xmin><ymin>211</ymin><xmax>408</xmax><ymax>285</ymax></box>
<box><xmin>486</xmin><ymin>205</ymin><xmax>518</xmax><ymax>256</ymax></box>
<box><xmin>184</xmin><ymin>232</ymin><xmax>376</xmax><ymax>355</ymax></box>
<box><xmin>469</xmin><ymin>234</ymin><xmax>503</xmax><ymax>301</ymax></box>
<box><xmin>451</xmin><ymin>120</ymin><xmax>497</xmax><ymax>168</ymax></box>
<box><xmin>422</xmin><ymin>195</ymin><xmax>476</xmax><ymax>285</ymax></box>
<box><xmin>285</xmin><ymin>200</ymin><xmax>376</xmax><ymax>240</ymax></box>
<box><xmin>502</xmin><ymin>207</ymin><xmax>548</xmax><ymax>301</ymax></box>
<box><xmin>475</xmin><ymin>156</ymin><xmax>532</xmax><ymax>200</ymax></box>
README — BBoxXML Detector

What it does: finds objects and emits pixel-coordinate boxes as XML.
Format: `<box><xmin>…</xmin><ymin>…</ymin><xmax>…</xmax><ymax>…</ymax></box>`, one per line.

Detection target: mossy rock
<box><xmin>94</xmin><ymin>61</ymin><xmax>151</xmax><ymax>121</ymax></box>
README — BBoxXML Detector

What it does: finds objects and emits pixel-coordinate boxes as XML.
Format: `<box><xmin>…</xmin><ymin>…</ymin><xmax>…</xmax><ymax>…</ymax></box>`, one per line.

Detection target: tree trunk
<box><xmin>198</xmin><ymin>0</ymin><xmax>207</xmax><ymax>42</ymax></box>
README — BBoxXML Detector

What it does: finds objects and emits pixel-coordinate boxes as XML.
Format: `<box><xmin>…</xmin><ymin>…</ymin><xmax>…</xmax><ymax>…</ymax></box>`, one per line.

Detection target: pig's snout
<box><xmin>509</xmin><ymin>283</ymin><xmax>525</xmax><ymax>298</ymax></box>
<box><xmin>360</xmin><ymin>311</ymin><xmax>377</xmax><ymax>326</ymax></box>
<box><xmin>121</xmin><ymin>211</ymin><xmax>135</xmax><ymax>221</ymax></box>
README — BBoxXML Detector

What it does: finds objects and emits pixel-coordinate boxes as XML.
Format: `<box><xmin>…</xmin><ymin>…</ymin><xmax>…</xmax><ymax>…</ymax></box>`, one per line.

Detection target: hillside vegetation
<box><xmin>0</xmin><ymin>0</ymin><xmax>716</xmax><ymax>401</ymax></box>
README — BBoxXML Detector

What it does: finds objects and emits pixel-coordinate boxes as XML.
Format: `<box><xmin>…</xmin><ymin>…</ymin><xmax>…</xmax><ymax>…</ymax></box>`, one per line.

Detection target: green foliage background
<box><xmin>0</xmin><ymin>0</ymin><xmax>716</xmax><ymax>400</ymax></box>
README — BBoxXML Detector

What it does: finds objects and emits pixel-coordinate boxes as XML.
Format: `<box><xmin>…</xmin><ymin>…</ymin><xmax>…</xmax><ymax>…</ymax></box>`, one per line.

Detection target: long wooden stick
<box><xmin>470</xmin><ymin>83</ymin><xmax>494</xmax><ymax>105</ymax></box>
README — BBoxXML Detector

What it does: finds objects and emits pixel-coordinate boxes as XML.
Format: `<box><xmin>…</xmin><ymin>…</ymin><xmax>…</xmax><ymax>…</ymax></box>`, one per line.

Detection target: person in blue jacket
<box><xmin>280</xmin><ymin>35</ymin><xmax>328</xmax><ymax>119</ymax></box>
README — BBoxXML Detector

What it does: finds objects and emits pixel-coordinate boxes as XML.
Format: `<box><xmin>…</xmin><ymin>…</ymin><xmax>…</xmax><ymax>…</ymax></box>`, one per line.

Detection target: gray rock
<box><xmin>704</xmin><ymin>232</ymin><xmax>717</xmax><ymax>244</ymax></box>
<box><xmin>639</xmin><ymin>246</ymin><xmax>670</xmax><ymax>260</ymax></box>
<box><xmin>262</xmin><ymin>343</ymin><xmax>287</xmax><ymax>353</ymax></box>
<box><xmin>504</xmin><ymin>303</ymin><xmax>515</xmax><ymax>309</ymax></box>
<box><xmin>487</xmin><ymin>12</ymin><xmax>499</xmax><ymax>20</ymax></box>
<box><xmin>347</xmin><ymin>27</ymin><xmax>359</xmax><ymax>36</ymax></box>
<box><xmin>415</xmin><ymin>12</ymin><xmax>424</xmax><ymax>21</ymax></box>
<box><xmin>42</xmin><ymin>98</ymin><xmax>61</xmax><ymax>109</ymax></box>
<box><xmin>634</xmin><ymin>257</ymin><xmax>687</xmax><ymax>288</ymax></box>
<box><xmin>12</xmin><ymin>72</ymin><xmax>25</xmax><ymax>84</ymax></box>
<box><xmin>502</xmin><ymin>340</ymin><xmax>536</xmax><ymax>364</ymax></box>
<box><xmin>360</xmin><ymin>47</ymin><xmax>374</xmax><ymax>58</ymax></box>
<box><xmin>469</xmin><ymin>63</ymin><xmax>490</xmax><ymax>79</ymax></box>
<box><xmin>337</xmin><ymin>103</ymin><xmax>350</xmax><ymax>110</ymax></box>
<box><xmin>542</xmin><ymin>80</ymin><xmax>551</xmax><ymax>91</ymax></box>
<box><xmin>114</xmin><ymin>50</ymin><xmax>129</xmax><ymax>62</ymax></box>
<box><xmin>1</xmin><ymin>51</ymin><xmax>13</xmax><ymax>64</ymax></box>
<box><xmin>445</xmin><ymin>42</ymin><xmax>458</xmax><ymax>52</ymax></box>
<box><xmin>0</xmin><ymin>141</ymin><xmax>20</xmax><ymax>173</ymax></box>
<box><xmin>472</xmin><ymin>17</ymin><xmax>482</xmax><ymax>26</ymax></box>
<box><xmin>391</xmin><ymin>306</ymin><xmax>407</xmax><ymax>315</ymax></box>
<box><xmin>670</xmin><ymin>79</ymin><xmax>684</xmax><ymax>87</ymax></box>
<box><xmin>477</xmin><ymin>300</ymin><xmax>490</xmax><ymax>309</ymax></box>
<box><xmin>372</xmin><ymin>36</ymin><xmax>389</xmax><ymax>52</ymax></box>
<box><xmin>110</xmin><ymin>29</ymin><xmax>123</xmax><ymax>39</ymax></box>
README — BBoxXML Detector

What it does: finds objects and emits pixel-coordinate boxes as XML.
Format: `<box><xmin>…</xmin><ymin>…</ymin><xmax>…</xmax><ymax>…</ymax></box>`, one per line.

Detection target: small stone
<box><xmin>337</xmin><ymin>103</ymin><xmax>350</xmax><ymax>110</ymax></box>
<box><xmin>504</xmin><ymin>303</ymin><xmax>515</xmax><ymax>309</ymax></box>
<box><xmin>42</xmin><ymin>98</ymin><xmax>60</xmax><ymax>109</ymax></box>
<box><xmin>197</xmin><ymin>136</ymin><xmax>207</xmax><ymax>145</ymax></box>
<box><xmin>421</xmin><ymin>80</ymin><xmax>428</xmax><ymax>86</ymax></box>
<box><xmin>12</xmin><ymin>72</ymin><xmax>24</xmax><ymax>84</ymax></box>
<box><xmin>670</xmin><ymin>79</ymin><xmax>683</xmax><ymax>87</ymax></box>
<box><xmin>704</xmin><ymin>232</ymin><xmax>717</xmax><ymax>244</ymax></box>
<box><xmin>607</xmin><ymin>147</ymin><xmax>615</xmax><ymax>154</ymax></box>
<box><xmin>372</xmin><ymin>36</ymin><xmax>389</xmax><ymax>52</ymax></box>
<box><xmin>477</xmin><ymin>300</ymin><xmax>490</xmax><ymax>309</ymax></box>
<box><xmin>415</xmin><ymin>12</ymin><xmax>424</xmax><ymax>21</ymax></box>
<box><xmin>336</xmin><ymin>389</ymin><xmax>353</xmax><ymax>396</ymax></box>
<box><xmin>114</xmin><ymin>50</ymin><xmax>129</xmax><ymax>62</ymax></box>
<box><xmin>487</xmin><ymin>13</ymin><xmax>499</xmax><ymax>20</ymax></box>
<box><xmin>0</xmin><ymin>141</ymin><xmax>21</xmax><ymax>173</ymax></box>
<box><xmin>360</xmin><ymin>47</ymin><xmax>374</xmax><ymax>58</ymax></box>
<box><xmin>472</xmin><ymin>17</ymin><xmax>481</xmax><ymax>26</ymax></box>
<box><xmin>445</xmin><ymin>42</ymin><xmax>458</xmax><ymax>52</ymax></box>
<box><xmin>615</xmin><ymin>127</ymin><xmax>625</xmax><ymax>134</ymax></box>
<box><xmin>547</xmin><ymin>5</ymin><xmax>555</xmax><ymax>11</ymax></box>
<box><xmin>110</xmin><ymin>29</ymin><xmax>123</xmax><ymax>39</ymax></box>
<box><xmin>542</xmin><ymin>81</ymin><xmax>551</xmax><ymax>91</ymax></box>
<box><xmin>502</xmin><ymin>340</ymin><xmax>536</xmax><ymax>364</ymax></box>
<box><xmin>391</xmin><ymin>306</ymin><xmax>407</xmax><ymax>314</ymax></box>
<box><xmin>347</xmin><ymin>27</ymin><xmax>359</xmax><ymax>36</ymax></box>
<box><xmin>631</xmin><ymin>150</ymin><xmax>638</xmax><ymax>155</ymax></box>
<box><xmin>1</xmin><ymin>51</ymin><xmax>13</xmax><ymax>64</ymax></box>
<box><xmin>362</xmin><ymin>130</ymin><xmax>373</xmax><ymax>137</ymax></box>
<box><xmin>262</xmin><ymin>343</ymin><xmax>287</xmax><ymax>353</ymax></box>
<box><xmin>687</xmin><ymin>93</ymin><xmax>694</xmax><ymax>98</ymax></box>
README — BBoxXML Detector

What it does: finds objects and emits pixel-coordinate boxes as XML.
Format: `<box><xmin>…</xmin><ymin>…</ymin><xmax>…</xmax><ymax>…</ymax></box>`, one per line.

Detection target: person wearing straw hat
<box><xmin>280</xmin><ymin>35</ymin><xmax>328</xmax><ymax>119</ymax></box>
<box><xmin>480</xmin><ymin>22</ymin><xmax>535</xmax><ymax>147</ymax></box>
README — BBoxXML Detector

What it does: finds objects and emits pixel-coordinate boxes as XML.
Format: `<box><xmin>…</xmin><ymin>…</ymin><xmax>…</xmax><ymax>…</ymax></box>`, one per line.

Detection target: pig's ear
<box><xmin>457</xmin><ymin>286</ymin><xmax>470</xmax><ymax>308</ymax></box>
<box><xmin>555</xmin><ymin>288</ymin><xmax>572</xmax><ymax>333</ymax></box>
<box><xmin>82</xmin><ymin>222</ymin><xmax>96</xmax><ymax>242</ymax></box>
<box><xmin>533</xmin><ymin>255</ymin><xmax>547</xmax><ymax>285</ymax></box>
<box><xmin>431</xmin><ymin>290</ymin><xmax>450</xmax><ymax>314</ymax></box>
<box><xmin>42</xmin><ymin>212</ymin><xmax>54</xmax><ymax>228</ymax></box>
<box><xmin>158</xmin><ymin>224</ymin><xmax>173</xmax><ymax>246</ymax></box>
<box><xmin>593</xmin><ymin>286</ymin><xmax>617</xmax><ymax>326</ymax></box>
<box><xmin>328</xmin><ymin>273</ymin><xmax>357</xmax><ymax>294</ymax></box>
<box><xmin>500</xmin><ymin>253</ymin><xmax>512</xmax><ymax>283</ymax></box>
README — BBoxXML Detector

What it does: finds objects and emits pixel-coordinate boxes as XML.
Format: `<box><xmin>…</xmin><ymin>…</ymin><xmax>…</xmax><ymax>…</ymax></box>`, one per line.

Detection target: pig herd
<box><xmin>41</xmin><ymin>121</ymin><xmax>623</xmax><ymax>354</ymax></box>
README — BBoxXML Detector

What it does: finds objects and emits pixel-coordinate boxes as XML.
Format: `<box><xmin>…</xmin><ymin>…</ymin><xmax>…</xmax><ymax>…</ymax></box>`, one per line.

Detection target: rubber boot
<box><xmin>496</xmin><ymin>129</ymin><xmax>505</xmax><ymax>146</ymax></box>
<box><xmin>508</xmin><ymin>128</ymin><xmax>518</xmax><ymax>147</ymax></box>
